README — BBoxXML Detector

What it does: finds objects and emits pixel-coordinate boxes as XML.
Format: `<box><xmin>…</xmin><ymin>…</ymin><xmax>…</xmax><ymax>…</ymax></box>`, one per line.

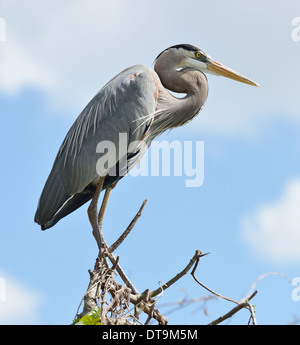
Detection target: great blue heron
<box><xmin>35</xmin><ymin>44</ymin><xmax>258</xmax><ymax>238</ymax></box>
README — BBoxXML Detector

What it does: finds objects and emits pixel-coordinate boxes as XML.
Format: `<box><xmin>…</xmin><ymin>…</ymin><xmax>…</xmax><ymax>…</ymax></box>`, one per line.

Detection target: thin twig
<box><xmin>129</xmin><ymin>294</ymin><xmax>168</xmax><ymax>325</ymax></box>
<box><xmin>145</xmin><ymin>301</ymin><xmax>156</xmax><ymax>325</ymax></box>
<box><xmin>109</xmin><ymin>199</ymin><xmax>148</xmax><ymax>253</ymax></box>
<box><xmin>244</xmin><ymin>272</ymin><xmax>292</xmax><ymax>301</ymax></box>
<box><xmin>246</xmin><ymin>300</ymin><xmax>257</xmax><ymax>325</ymax></box>
<box><xmin>191</xmin><ymin>255</ymin><xmax>239</xmax><ymax>305</ymax></box>
<box><xmin>150</xmin><ymin>250</ymin><xmax>208</xmax><ymax>298</ymax></box>
<box><xmin>104</xmin><ymin>249</ymin><xmax>139</xmax><ymax>295</ymax></box>
<box><xmin>106</xmin><ymin>286</ymin><xmax>126</xmax><ymax>313</ymax></box>
<box><xmin>191</xmin><ymin>254</ymin><xmax>258</xmax><ymax>325</ymax></box>
<box><xmin>208</xmin><ymin>291</ymin><xmax>258</xmax><ymax>325</ymax></box>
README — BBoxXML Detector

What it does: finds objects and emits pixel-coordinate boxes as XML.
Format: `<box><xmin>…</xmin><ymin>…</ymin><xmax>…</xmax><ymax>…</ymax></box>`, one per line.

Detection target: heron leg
<box><xmin>87</xmin><ymin>179</ymin><xmax>141</xmax><ymax>296</ymax></box>
<box><xmin>98</xmin><ymin>181</ymin><xmax>119</xmax><ymax>226</ymax></box>
<box><xmin>87</xmin><ymin>176</ymin><xmax>106</xmax><ymax>250</ymax></box>
<box><xmin>98</xmin><ymin>187</ymin><xmax>112</xmax><ymax>227</ymax></box>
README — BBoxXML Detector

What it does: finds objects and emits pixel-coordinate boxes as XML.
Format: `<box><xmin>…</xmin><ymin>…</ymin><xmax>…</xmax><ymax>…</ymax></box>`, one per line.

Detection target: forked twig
<box><xmin>191</xmin><ymin>256</ymin><xmax>238</xmax><ymax>305</ymax></box>
<box><xmin>191</xmin><ymin>254</ymin><xmax>257</xmax><ymax>325</ymax></box>
<box><xmin>208</xmin><ymin>291</ymin><xmax>258</xmax><ymax>325</ymax></box>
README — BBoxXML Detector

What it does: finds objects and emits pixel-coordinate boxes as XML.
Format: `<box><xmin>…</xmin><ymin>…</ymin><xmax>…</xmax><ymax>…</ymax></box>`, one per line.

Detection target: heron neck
<box><xmin>153</xmin><ymin>66</ymin><xmax>208</xmax><ymax>130</ymax></box>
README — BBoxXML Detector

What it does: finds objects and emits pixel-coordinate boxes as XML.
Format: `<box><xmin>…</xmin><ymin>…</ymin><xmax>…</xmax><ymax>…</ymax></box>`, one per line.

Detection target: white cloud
<box><xmin>0</xmin><ymin>32</ymin><xmax>55</xmax><ymax>94</ymax></box>
<box><xmin>0</xmin><ymin>271</ymin><xmax>43</xmax><ymax>324</ymax></box>
<box><xmin>1</xmin><ymin>0</ymin><xmax>300</xmax><ymax>135</ymax></box>
<box><xmin>242</xmin><ymin>179</ymin><xmax>300</xmax><ymax>264</ymax></box>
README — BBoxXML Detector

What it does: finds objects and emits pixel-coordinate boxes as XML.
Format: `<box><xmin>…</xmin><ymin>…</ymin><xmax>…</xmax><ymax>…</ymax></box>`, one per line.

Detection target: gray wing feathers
<box><xmin>35</xmin><ymin>65</ymin><xmax>157</xmax><ymax>228</ymax></box>
<box><xmin>34</xmin><ymin>166</ymin><xmax>70</xmax><ymax>227</ymax></box>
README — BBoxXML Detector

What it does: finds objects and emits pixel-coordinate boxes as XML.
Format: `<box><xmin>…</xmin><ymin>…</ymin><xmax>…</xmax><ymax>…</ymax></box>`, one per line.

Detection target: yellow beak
<box><xmin>206</xmin><ymin>59</ymin><xmax>259</xmax><ymax>87</ymax></box>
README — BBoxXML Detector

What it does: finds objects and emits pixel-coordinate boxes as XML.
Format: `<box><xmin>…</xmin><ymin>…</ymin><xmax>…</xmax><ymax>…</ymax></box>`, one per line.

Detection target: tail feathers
<box><xmin>35</xmin><ymin>169</ymin><xmax>70</xmax><ymax>229</ymax></box>
<box><xmin>35</xmin><ymin>167</ymin><xmax>124</xmax><ymax>230</ymax></box>
<box><xmin>40</xmin><ymin>189</ymin><xmax>94</xmax><ymax>230</ymax></box>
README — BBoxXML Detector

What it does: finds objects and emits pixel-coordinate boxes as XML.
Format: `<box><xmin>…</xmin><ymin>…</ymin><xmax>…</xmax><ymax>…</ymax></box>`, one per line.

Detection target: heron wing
<box><xmin>35</xmin><ymin>64</ymin><xmax>158</xmax><ymax>229</ymax></box>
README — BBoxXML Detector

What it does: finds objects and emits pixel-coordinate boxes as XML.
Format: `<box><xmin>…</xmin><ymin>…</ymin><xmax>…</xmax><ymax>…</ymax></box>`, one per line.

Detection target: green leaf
<box><xmin>74</xmin><ymin>307</ymin><xmax>102</xmax><ymax>325</ymax></box>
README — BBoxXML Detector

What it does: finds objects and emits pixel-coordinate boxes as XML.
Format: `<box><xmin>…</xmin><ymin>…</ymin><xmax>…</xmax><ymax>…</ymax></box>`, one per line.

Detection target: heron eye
<box><xmin>195</xmin><ymin>52</ymin><xmax>202</xmax><ymax>58</ymax></box>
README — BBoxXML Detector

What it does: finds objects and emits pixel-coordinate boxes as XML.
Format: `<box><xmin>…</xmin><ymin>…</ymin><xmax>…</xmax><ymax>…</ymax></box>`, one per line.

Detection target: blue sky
<box><xmin>1</xmin><ymin>0</ymin><xmax>300</xmax><ymax>325</ymax></box>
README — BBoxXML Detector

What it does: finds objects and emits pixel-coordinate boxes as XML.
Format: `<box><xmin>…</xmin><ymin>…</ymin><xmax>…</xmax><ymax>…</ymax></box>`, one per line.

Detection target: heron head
<box><xmin>156</xmin><ymin>44</ymin><xmax>259</xmax><ymax>87</ymax></box>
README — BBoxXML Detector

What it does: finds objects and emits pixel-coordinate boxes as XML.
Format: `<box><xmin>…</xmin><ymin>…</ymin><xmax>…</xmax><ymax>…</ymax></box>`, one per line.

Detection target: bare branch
<box><xmin>109</xmin><ymin>199</ymin><xmax>147</xmax><ymax>253</ymax></box>
<box><xmin>244</xmin><ymin>271</ymin><xmax>292</xmax><ymax>301</ymax></box>
<box><xmin>79</xmin><ymin>185</ymin><xmax>261</xmax><ymax>326</ymax></box>
<box><xmin>191</xmin><ymin>254</ymin><xmax>238</xmax><ymax>305</ymax></box>
<box><xmin>191</xmin><ymin>254</ymin><xmax>258</xmax><ymax>325</ymax></box>
<box><xmin>208</xmin><ymin>291</ymin><xmax>258</xmax><ymax>325</ymax></box>
<box><xmin>104</xmin><ymin>249</ymin><xmax>139</xmax><ymax>295</ymax></box>
<box><xmin>150</xmin><ymin>250</ymin><xmax>208</xmax><ymax>298</ymax></box>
